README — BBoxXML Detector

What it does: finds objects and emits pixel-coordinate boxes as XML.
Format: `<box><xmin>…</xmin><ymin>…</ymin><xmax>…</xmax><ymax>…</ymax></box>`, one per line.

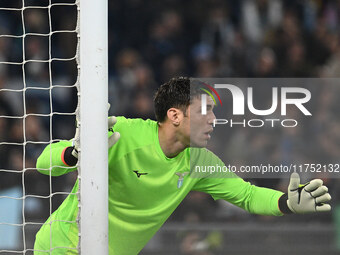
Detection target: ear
<box><xmin>167</xmin><ymin>108</ymin><xmax>184</xmax><ymax>126</ymax></box>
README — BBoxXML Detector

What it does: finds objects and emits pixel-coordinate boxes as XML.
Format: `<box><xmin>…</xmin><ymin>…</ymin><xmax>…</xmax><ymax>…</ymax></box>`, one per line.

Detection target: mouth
<box><xmin>204</xmin><ymin>129</ymin><xmax>213</xmax><ymax>139</ymax></box>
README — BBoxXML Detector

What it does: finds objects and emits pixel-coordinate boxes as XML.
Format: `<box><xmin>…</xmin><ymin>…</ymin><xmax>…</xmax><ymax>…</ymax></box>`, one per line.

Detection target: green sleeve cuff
<box><xmin>36</xmin><ymin>141</ymin><xmax>77</xmax><ymax>176</ymax></box>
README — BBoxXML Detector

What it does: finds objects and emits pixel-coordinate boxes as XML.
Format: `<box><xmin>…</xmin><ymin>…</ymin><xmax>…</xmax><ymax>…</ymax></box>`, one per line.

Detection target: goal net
<box><xmin>0</xmin><ymin>0</ymin><xmax>108</xmax><ymax>254</ymax></box>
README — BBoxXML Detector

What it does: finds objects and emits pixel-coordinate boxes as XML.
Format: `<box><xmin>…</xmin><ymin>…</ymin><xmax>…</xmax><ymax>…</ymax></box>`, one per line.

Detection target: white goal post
<box><xmin>0</xmin><ymin>0</ymin><xmax>110</xmax><ymax>253</ymax></box>
<box><xmin>79</xmin><ymin>0</ymin><xmax>109</xmax><ymax>254</ymax></box>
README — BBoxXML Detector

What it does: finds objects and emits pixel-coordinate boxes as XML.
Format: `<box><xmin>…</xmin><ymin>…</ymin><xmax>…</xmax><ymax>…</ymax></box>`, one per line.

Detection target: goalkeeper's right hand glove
<box><xmin>286</xmin><ymin>172</ymin><xmax>331</xmax><ymax>214</ymax></box>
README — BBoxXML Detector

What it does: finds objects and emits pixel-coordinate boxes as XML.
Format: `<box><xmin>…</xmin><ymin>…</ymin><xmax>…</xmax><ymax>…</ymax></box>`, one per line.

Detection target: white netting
<box><xmin>0</xmin><ymin>0</ymin><xmax>79</xmax><ymax>253</ymax></box>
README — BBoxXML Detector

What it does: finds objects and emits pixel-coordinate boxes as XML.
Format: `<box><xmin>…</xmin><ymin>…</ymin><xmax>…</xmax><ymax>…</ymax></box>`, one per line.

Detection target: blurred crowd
<box><xmin>1</xmin><ymin>0</ymin><xmax>340</xmax><ymax>252</ymax></box>
<box><xmin>109</xmin><ymin>0</ymin><xmax>340</xmax><ymax>227</ymax></box>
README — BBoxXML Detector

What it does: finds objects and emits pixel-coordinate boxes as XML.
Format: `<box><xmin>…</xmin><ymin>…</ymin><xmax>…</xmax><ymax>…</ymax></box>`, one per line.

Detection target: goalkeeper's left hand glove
<box><xmin>282</xmin><ymin>172</ymin><xmax>331</xmax><ymax>214</ymax></box>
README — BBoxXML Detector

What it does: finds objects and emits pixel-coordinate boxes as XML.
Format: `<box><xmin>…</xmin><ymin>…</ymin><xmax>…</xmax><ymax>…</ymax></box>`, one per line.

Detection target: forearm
<box><xmin>193</xmin><ymin>177</ymin><xmax>287</xmax><ymax>216</ymax></box>
<box><xmin>242</xmin><ymin>185</ymin><xmax>284</xmax><ymax>216</ymax></box>
<box><xmin>36</xmin><ymin>140</ymin><xmax>78</xmax><ymax>176</ymax></box>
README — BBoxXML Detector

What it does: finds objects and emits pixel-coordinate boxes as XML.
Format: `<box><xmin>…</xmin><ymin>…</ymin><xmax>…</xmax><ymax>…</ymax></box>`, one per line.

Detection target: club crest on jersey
<box><xmin>175</xmin><ymin>172</ymin><xmax>189</xmax><ymax>188</ymax></box>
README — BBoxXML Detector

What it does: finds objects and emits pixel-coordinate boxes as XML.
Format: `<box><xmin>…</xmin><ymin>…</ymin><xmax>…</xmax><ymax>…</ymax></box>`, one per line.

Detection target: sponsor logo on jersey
<box><xmin>133</xmin><ymin>170</ymin><xmax>148</xmax><ymax>178</ymax></box>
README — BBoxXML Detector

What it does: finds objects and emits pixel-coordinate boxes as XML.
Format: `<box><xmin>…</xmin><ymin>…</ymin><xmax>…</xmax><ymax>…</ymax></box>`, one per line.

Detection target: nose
<box><xmin>208</xmin><ymin>112</ymin><xmax>216</xmax><ymax>125</ymax></box>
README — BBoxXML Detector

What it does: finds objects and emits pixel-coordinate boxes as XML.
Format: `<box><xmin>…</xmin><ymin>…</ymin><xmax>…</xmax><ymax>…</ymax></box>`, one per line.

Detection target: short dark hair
<box><xmin>153</xmin><ymin>77</ymin><xmax>201</xmax><ymax>122</ymax></box>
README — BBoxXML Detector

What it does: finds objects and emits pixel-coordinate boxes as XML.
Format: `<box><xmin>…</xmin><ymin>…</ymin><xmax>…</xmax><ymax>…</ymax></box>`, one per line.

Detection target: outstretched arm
<box><xmin>193</xmin><ymin>175</ymin><xmax>285</xmax><ymax>216</ymax></box>
<box><xmin>193</xmin><ymin>172</ymin><xmax>331</xmax><ymax>216</ymax></box>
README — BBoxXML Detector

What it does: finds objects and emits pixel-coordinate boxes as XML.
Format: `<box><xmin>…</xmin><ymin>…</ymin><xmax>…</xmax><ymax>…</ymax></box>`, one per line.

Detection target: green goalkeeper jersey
<box><xmin>34</xmin><ymin>117</ymin><xmax>284</xmax><ymax>254</ymax></box>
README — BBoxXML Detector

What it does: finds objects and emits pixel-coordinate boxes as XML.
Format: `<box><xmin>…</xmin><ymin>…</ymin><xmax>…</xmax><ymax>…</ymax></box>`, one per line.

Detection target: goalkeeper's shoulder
<box><xmin>113</xmin><ymin>116</ymin><xmax>157</xmax><ymax>136</ymax></box>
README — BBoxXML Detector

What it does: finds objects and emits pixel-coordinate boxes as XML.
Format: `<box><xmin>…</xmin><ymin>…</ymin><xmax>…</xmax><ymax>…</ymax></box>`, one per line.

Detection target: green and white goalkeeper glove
<box><xmin>71</xmin><ymin>116</ymin><xmax>120</xmax><ymax>159</ymax></box>
<box><xmin>286</xmin><ymin>172</ymin><xmax>331</xmax><ymax>214</ymax></box>
<box><xmin>62</xmin><ymin>104</ymin><xmax>120</xmax><ymax>166</ymax></box>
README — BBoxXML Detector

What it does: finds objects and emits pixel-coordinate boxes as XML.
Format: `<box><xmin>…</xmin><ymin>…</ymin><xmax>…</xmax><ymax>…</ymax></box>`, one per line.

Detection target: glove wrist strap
<box><xmin>278</xmin><ymin>194</ymin><xmax>293</xmax><ymax>214</ymax></box>
<box><xmin>62</xmin><ymin>146</ymin><xmax>78</xmax><ymax>166</ymax></box>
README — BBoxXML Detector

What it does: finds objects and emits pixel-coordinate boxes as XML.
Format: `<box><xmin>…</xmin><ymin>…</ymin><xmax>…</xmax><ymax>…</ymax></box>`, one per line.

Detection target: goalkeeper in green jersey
<box><xmin>34</xmin><ymin>77</ymin><xmax>331</xmax><ymax>254</ymax></box>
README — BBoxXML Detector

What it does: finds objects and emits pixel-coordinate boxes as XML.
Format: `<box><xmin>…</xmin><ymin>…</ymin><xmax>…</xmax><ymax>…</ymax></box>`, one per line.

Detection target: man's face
<box><xmin>182</xmin><ymin>96</ymin><xmax>215</xmax><ymax>147</ymax></box>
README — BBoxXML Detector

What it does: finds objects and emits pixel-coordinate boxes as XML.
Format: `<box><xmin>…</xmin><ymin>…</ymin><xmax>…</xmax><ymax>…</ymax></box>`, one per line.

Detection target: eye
<box><xmin>206</xmin><ymin>105</ymin><xmax>214</xmax><ymax>111</ymax></box>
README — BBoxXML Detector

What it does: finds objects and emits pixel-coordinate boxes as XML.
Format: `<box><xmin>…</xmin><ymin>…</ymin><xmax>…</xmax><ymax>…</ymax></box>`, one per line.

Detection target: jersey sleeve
<box><xmin>191</xmin><ymin>149</ymin><xmax>284</xmax><ymax>216</ymax></box>
<box><xmin>36</xmin><ymin>116</ymin><xmax>135</xmax><ymax>177</ymax></box>
<box><xmin>36</xmin><ymin>140</ymin><xmax>77</xmax><ymax>176</ymax></box>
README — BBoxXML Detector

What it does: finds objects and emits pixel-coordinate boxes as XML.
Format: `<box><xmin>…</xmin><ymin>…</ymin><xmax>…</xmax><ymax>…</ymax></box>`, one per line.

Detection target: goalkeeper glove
<box><xmin>61</xmin><ymin>104</ymin><xmax>120</xmax><ymax>166</ymax></box>
<box><xmin>284</xmin><ymin>172</ymin><xmax>331</xmax><ymax>214</ymax></box>
<box><xmin>71</xmin><ymin>116</ymin><xmax>120</xmax><ymax>159</ymax></box>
